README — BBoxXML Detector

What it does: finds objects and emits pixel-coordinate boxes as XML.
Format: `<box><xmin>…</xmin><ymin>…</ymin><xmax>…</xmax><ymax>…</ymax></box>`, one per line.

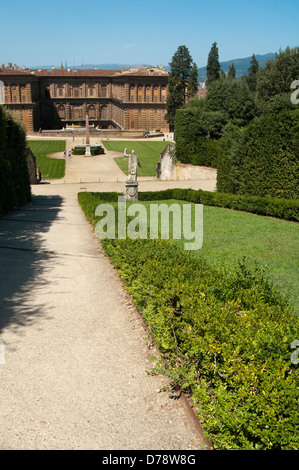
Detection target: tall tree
<box><xmin>166</xmin><ymin>45</ymin><xmax>196</xmax><ymax>130</ymax></box>
<box><xmin>227</xmin><ymin>63</ymin><xmax>236</xmax><ymax>79</ymax></box>
<box><xmin>206</xmin><ymin>42</ymin><xmax>221</xmax><ymax>88</ymax></box>
<box><xmin>246</xmin><ymin>53</ymin><xmax>259</xmax><ymax>92</ymax></box>
<box><xmin>187</xmin><ymin>62</ymin><xmax>199</xmax><ymax>99</ymax></box>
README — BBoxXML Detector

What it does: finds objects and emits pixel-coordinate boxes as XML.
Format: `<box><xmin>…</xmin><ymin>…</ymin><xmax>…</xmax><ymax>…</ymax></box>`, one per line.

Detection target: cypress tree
<box><xmin>187</xmin><ymin>62</ymin><xmax>199</xmax><ymax>99</ymax></box>
<box><xmin>206</xmin><ymin>42</ymin><xmax>221</xmax><ymax>88</ymax></box>
<box><xmin>247</xmin><ymin>53</ymin><xmax>259</xmax><ymax>91</ymax></box>
<box><xmin>227</xmin><ymin>63</ymin><xmax>236</xmax><ymax>79</ymax></box>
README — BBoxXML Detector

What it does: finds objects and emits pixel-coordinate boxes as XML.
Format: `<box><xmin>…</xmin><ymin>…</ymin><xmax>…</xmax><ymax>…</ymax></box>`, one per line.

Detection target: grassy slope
<box><xmin>102</xmin><ymin>140</ymin><xmax>168</xmax><ymax>176</ymax></box>
<box><xmin>27</xmin><ymin>140</ymin><xmax>66</xmax><ymax>179</ymax></box>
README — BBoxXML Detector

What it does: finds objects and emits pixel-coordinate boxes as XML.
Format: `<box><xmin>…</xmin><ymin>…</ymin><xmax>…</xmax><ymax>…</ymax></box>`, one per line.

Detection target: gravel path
<box><xmin>0</xmin><ymin>177</ymin><xmax>212</xmax><ymax>450</ymax></box>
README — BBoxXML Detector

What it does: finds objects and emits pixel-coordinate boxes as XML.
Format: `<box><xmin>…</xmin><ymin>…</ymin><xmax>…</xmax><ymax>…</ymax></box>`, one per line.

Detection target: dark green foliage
<box><xmin>174</xmin><ymin>106</ymin><xmax>227</xmax><ymax>167</ymax></box>
<box><xmin>175</xmin><ymin>46</ymin><xmax>298</xmax><ymax>200</ymax></box>
<box><xmin>218</xmin><ymin>109</ymin><xmax>299</xmax><ymax>199</ymax></box>
<box><xmin>78</xmin><ymin>191</ymin><xmax>299</xmax><ymax>450</ymax></box>
<box><xmin>227</xmin><ymin>63</ymin><xmax>236</xmax><ymax>79</ymax></box>
<box><xmin>245</xmin><ymin>53</ymin><xmax>260</xmax><ymax>92</ymax></box>
<box><xmin>166</xmin><ymin>45</ymin><xmax>198</xmax><ymax>130</ymax></box>
<box><xmin>0</xmin><ymin>106</ymin><xmax>31</xmax><ymax>214</ymax></box>
<box><xmin>256</xmin><ymin>46</ymin><xmax>299</xmax><ymax>112</ymax></box>
<box><xmin>174</xmin><ymin>77</ymin><xmax>256</xmax><ymax>167</ymax></box>
<box><xmin>187</xmin><ymin>62</ymin><xmax>199</xmax><ymax>99</ymax></box>
<box><xmin>206</xmin><ymin>42</ymin><xmax>221</xmax><ymax>88</ymax></box>
<box><xmin>205</xmin><ymin>78</ymin><xmax>257</xmax><ymax>126</ymax></box>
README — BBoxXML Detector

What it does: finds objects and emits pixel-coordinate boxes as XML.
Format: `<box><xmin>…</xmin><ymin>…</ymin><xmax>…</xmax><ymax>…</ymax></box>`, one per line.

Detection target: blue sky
<box><xmin>1</xmin><ymin>0</ymin><xmax>298</xmax><ymax>68</ymax></box>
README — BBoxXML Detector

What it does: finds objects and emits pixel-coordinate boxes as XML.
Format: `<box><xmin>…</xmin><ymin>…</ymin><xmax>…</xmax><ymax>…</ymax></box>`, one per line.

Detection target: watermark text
<box><xmin>95</xmin><ymin>198</ymin><xmax>203</xmax><ymax>251</ymax></box>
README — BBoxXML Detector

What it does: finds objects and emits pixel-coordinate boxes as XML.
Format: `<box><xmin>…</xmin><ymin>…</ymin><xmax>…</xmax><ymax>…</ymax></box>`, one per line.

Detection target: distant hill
<box><xmin>29</xmin><ymin>53</ymin><xmax>276</xmax><ymax>80</ymax></box>
<box><xmin>29</xmin><ymin>63</ymin><xmax>152</xmax><ymax>70</ymax></box>
<box><xmin>197</xmin><ymin>53</ymin><xmax>276</xmax><ymax>81</ymax></box>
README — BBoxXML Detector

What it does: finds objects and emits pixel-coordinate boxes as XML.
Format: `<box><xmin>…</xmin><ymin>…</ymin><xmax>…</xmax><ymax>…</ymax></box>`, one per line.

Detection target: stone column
<box><xmin>85</xmin><ymin>112</ymin><xmax>91</xmax><ymax>156</ymax></box>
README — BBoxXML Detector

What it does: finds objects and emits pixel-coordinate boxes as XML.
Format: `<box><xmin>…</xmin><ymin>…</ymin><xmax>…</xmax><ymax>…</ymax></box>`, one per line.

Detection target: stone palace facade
<box><xmin>0</xmin><ymin>64</ymin><xmax>169</xmax><ymax>133</ymax></box>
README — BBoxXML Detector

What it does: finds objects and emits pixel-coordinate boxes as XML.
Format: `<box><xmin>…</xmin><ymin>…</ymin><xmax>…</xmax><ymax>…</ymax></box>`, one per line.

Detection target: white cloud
<box><xmin>123</xmin><ymin>42</ymin><xmax>137</xmax><ymax>49</ymax></box>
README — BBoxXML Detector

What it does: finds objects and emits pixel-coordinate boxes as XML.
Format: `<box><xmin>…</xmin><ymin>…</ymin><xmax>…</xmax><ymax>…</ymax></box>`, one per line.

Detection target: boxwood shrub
<box><xmin>78</xmin><ymin>191</ymin><xmax>299</xmax><ymax>450</ymax></box>
<box><xmin>72</xmin><ymin>145</ymin><xmax>105</xmax><ymax>156</ymax></box>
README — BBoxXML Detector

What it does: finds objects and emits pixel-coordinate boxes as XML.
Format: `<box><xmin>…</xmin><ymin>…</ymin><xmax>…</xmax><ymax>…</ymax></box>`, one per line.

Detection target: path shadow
<box><xmin>0</xmin><ymin>195</ymin><xmax>63</xmax><ymax>334</ymax></box>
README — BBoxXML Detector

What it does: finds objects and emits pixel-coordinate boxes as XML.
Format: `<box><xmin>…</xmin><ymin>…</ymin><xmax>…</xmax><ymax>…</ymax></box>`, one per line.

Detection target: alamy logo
<box><xmin>291</xmin><ymin>80</ymin><xmax>299</xmax><ymax>105</ymax></box>
<box><xmin>95</xmin><ymin>197</ymin><xmax>203</xmax><ymax>250</ymax></box>
<box><xmin>0</xmin><ymin>81</ymin><xmax>5</xmax><ymax>105</ymax></box>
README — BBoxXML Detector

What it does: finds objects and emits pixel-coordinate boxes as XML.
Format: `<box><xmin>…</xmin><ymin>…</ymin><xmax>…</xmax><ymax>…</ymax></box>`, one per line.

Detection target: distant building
<box><xmin>197</xmin><ymin>82</ymin><xmax>207</xmax><ymax>99</ymax></box>
<box><xmin>197</xmin><ymin>88</ymin><xmax>207</xmax><ymax>99</ymax></box>
<box><xmin>0</xmin><ymin>64</ymin><xmax>169</xmax><ymax>133</ymax></box>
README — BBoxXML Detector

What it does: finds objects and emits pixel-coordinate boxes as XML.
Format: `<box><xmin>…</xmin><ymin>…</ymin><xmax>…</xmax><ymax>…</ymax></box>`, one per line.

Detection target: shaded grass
<box><xmin>27</xmin><ymin>140</ymin><xmax>66</xmax><ymax>179</ymax></box>
<box><xmin>102</xmin><ymin>140</ymin><xmax>168</xmax><ymax>176</ymax></box>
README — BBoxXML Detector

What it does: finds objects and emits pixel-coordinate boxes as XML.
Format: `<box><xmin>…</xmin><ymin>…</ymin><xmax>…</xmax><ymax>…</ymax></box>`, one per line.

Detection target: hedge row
<box><xmin>138</xmin><ymin>188</ymin><xmax>299</xmax><ymax>222</ymax></box>
<box><xmin>78</xmin><ymin>191</ymin><xmax>299</xmax><ymax>450</ymax></box>
<box><xmin>217</xmin><ymin>109</ymin><xmax>299</xmax><ymax>199</ymax></box>
<box><xmin>71</xmin><ymin>145</ymin><xmax>105</xmax><ymax>156</ymax></box>
<box><xmin>0</xmin><ymin>106</ymin><xmax>31</xmax><ymax>214</ymax></box>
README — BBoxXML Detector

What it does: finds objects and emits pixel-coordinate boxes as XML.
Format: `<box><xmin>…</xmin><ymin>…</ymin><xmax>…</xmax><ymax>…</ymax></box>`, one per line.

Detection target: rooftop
<box><xmin>0</xmin><ymin>64</ymin><xmax>168</xmax><ymax>78</ymax></box>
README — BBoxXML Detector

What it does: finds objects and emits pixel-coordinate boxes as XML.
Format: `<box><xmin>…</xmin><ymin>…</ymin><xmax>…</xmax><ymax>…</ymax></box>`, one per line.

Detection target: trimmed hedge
<box><xmin>217</xmin><ymin>109</ymin><xmax>299</xmax><ymax>199</ymax></box>
<box><xmin>0</xmin><ymin>106</ymin><xmax>31</xmax><ymax>214</ymax></box>
<box><xmin>78</xmin><ymin>191</ymin><xmax>299</xmax><ymax>450</ymax></box>
<box><xmin>72</xmin><ymin>145</ymin><xmax>105</xmax><ymax>156</ymax></box>
<box><xmin>138</xmin><ymin>188</ymin><xmax>299</xmax><ymax>222</ymax></box>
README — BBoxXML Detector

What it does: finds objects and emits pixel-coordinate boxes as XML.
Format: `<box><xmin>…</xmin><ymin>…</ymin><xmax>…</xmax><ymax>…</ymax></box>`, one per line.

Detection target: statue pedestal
<box><xmin>125</xmin><ymin>180</ymin><xmax>139</xmax><ymax>201</ymax></box>
<box><xmin>85</xmin><ymin>144</ymin><xmax>91</xmax><ymax>156</ymax></box>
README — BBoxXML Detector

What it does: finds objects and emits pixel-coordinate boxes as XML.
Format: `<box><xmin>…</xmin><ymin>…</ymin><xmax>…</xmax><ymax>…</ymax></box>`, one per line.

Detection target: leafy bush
<box><xmin>256</xmin><ymin>46</ymin><xmax>299</xmax><ymax>111</ymax></box>
<box><xmin>174</xmin><ymin>106</ymin><xmax>227</xmax><ymax>167</ymax></box>
<box><xmin>0</xmin><ymin>106</ymin><xmax>31</xmax><ymax>214</ymax></box>
<box><xmin>205</xmin><ymin>77</ymin><xmax>257</xmax><ymax>126</ymax></box>
<box><xmin>72</xmin><ymin>145</ymin><xmax>104</xmax><ymax>156</ymax></box>
<box><xmin>78</xmin><ymin>191</ymin><xmax>299</xmax><ymax>449</ymax></box>
<box><xmin>218</xmin><ymin>109</ymin><xmax>299</xmax><ymax>199</ymax></box>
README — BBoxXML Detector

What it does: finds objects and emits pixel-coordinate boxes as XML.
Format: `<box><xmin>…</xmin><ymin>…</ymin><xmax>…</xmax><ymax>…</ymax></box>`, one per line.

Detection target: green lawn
<box><xmin>27</xmin><ymin>140</ymin><xmax>66</xmax><ymax>179</ymax></box>
<box><xmin>82</xmin><ymin>194</ymin><xmax>299</xmax><ymax>311</ymax></box>
<box><xmin>102</xmin><ymin>140</ymin><xmax>168</xmax><ymax>176</ymax></box>
<box><xmin>198</xmin><ymin>205</ymin><xmax>299</xmax><ymax>310</ymax></box>
<box><xmin>149</xmin><ymin>201</ymin><xmax>299</xmax><ymax>311</ymax></box>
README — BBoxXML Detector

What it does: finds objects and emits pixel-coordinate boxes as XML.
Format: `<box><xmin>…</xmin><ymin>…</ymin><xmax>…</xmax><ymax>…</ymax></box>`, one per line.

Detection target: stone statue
<box><xmin>124</xmin><ymin>149</ymin><xmax>140</xmax><ymax>182</ymax></box>
<box><xmin>124</xmin><ymin>149</ymin><xmax>140</xmax><ymax>201</ymax></box>
<box><xmin>128</xmin><ymin>151</ymin><xmax>139</xmax><ymax>182</ymax></box>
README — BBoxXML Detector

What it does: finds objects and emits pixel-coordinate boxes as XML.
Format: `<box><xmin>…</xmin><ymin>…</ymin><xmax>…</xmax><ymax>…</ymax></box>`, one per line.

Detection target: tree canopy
<box><xmin>166</xmin><ymin>45</ymin><xmax>198</xmax><ymax>130</ymax></box>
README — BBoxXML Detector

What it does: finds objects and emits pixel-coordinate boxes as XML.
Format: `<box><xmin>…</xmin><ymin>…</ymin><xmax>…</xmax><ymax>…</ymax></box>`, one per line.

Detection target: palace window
<box><xmin>100</xmin><ymin>85</ymin><xmax>107</xmax><ymax>98</ymax></box>
<box><xmin>101</xmin><ymin>105</ymin><xmax>108</xmax><ymax>119</ymax></box>
<box><xmin>146</xmin><ymin>86</ymin><xmax>151</xmax><ymax>102</ymax></box>
<box><xmin>138</xmin><ymin>86</ymin><xmax>143</xmax><ymax>102</ymax></box>
<box><xmin>88</xmin><ymin>105</ymin><xmax>96</xmax><ymax>118</ymax></box>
